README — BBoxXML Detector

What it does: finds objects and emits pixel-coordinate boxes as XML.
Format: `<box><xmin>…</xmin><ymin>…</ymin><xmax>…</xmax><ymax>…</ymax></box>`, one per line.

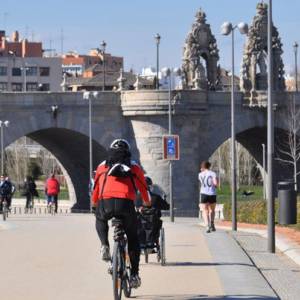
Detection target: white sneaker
<box><xmin>100</xmin><ymin>245</ymin><xmax>111</xmax><ymax>261</ymax></box>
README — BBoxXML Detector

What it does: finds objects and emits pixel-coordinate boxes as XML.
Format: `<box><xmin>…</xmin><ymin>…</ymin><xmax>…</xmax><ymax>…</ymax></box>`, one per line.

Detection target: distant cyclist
<box><xmin>23</xmin><ymin>176</ymin><xmax>38</xmax><ymax>210</ymax></box>
<box><xmin>198</xmin><ymin>161</ymin><xmax>218</xmax><ymax>233</ymax></box>
<box><xmin>5</xmin><ymin>176</ymin><xmax>15</xmax><ymax>210</ymax></box>
<box><xmin>92</xmin><ymin>139</ymin><xmax>151</xmax><ymax>289</ymax></box>
<box><xmin>0</xmin><ymin>175</ymin><xmax>12</xmax><ymax>213</ymax></box>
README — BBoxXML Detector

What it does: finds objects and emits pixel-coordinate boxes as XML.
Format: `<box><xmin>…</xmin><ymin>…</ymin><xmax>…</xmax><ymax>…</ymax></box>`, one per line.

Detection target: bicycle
<box><xmin>47</xmin><ymin>200</ymin><xmax>55</xmax><ymax>216</ymax></box>
<box><xmin>1</xmin><ymin>197</ymin><xmax>9</xmax><ymax>221</ymax></box>
<box><xmin>111</xmin><ymin>218</ymin><xmax>132</xmax><ymax>300</ymax></box>
<box><xmin>46</xmin><ymin>195</ymin><xmax>57</xmax><ymax>216</ymax></box>
<box><xmin>25</xmin><ymin>195</ymin><xmax>34</xmax><ymax>214</ymax></box>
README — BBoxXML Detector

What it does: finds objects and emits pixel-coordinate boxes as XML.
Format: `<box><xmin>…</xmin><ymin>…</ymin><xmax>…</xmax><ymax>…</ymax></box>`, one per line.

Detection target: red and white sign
<box><xmin>163</xmin><ymin>135</ymin><xmax>180</xmax><ymax>160</ymax></box>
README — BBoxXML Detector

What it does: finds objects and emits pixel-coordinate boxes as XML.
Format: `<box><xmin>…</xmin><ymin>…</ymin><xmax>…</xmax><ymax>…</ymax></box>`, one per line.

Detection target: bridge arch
<box><xmin>5</xmin><ymin>127</ymin><xmax>107</xmax><ymax>210</ymax></box>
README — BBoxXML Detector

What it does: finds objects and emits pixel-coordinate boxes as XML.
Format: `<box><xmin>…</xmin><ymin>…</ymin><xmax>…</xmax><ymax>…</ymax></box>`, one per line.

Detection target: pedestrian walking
<box><xmin>198</xmin><ymin>161</ymin><xmax>218</xmax><ymax>233</ymax></box>
<box><xmin>45</xmin><ymin>173</ymin><xmax>60</xmax><ymax>213</ymax></box>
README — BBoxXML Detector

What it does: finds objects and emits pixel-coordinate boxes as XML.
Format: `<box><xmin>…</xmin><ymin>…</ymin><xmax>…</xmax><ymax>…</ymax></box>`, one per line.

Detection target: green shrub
<box><xmin>224</xmin><ymin>199</ymin><xmax>281</xmax><ymax>224</ymax></box>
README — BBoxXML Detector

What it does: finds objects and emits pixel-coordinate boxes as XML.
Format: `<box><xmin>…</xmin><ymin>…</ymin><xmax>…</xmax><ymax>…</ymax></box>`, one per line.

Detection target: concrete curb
<box><xmin>199</xmin><ymin>222</ymin><xmax>300</xmax><ymax>267</ymax></box>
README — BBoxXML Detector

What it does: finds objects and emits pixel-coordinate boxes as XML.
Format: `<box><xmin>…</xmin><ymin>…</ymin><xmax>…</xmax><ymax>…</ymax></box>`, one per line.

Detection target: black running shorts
<box><xmin>200</xmin><ymin>194</ymin><xmax>217</xmax><ymax>204</ymax></box>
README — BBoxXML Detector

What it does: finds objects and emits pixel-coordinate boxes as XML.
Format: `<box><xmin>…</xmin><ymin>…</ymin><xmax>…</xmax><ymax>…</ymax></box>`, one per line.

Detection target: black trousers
<box><xmin>25</xmin><ymin>194</ymin><xmax>34</xmax><ymax>209</ymax></box>
<box><xmin>95</xmin><ymin>198</ymin><xmax>140</xmax><ymax>275</ymax></box>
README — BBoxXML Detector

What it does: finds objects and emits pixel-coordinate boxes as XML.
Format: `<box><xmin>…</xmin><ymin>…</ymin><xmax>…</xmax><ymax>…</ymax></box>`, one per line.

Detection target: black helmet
<box><xmin>110</xmin><ymin>139</ymin><xmax>130</xmax><ymax>151</ymax></box>
<box><xmin>145</xmin><ymin>176</ymin><xmax>153</xmax><ymax>186</ymax></box>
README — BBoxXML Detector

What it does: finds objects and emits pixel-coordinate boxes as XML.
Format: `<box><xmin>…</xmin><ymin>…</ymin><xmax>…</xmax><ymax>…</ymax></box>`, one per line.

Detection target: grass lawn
<box><xmin>13</xmin><ymin>188</ymin><xmax>70</xmax><ymax>200</ymax></box>
<box><xmin>217</xmin><ymin>184</ymin><xmax>264</xmax><ymax>203</ymax></box>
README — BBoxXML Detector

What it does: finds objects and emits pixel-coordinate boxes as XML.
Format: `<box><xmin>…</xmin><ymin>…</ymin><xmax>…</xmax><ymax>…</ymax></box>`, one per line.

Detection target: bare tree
<box><xmin>276</xmin><ymin>98</ymin><xmax>300</xmax><ymax>192</ymax></box>
<box><xmin>210</xmin><ymin>139</ymin><xmax>260</xmax><ymax>188</ymax></box>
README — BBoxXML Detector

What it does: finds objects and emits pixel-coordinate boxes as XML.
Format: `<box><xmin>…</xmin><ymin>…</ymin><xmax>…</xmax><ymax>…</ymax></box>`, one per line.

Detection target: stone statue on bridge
<box><xmin>181</xmin><ymin>9</ymin><xmax>221</xmax><ymax>91</ymax></box>
<box><xmin>240</xmin><ymin>1</ymin><xmax>286</xmax><ymax>105</ymax></box>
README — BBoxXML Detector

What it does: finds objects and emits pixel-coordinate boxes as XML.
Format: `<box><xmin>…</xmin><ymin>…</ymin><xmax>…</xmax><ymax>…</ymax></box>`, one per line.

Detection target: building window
<box><xmin>0</xmin><ymin>66</ymin><xmax>7</xmax><ymax>76</ymax></box>
<box><xmin>40</xmin><ymin>67</ymin><xmax>50</xmax><ymax>76</ymax></box>
<box><xmin>40</xmin><ymin>83</ymin><xmax>50</xmax><ymax>91</ymax></box>
<box><xmin>0</xmin><ymin>82</ymin><xmax>7</xmax><ymax>91</ymax></box>
<box><xmin>26</xmin><ymin>67</ymin><xmax>38</xmax><ymax>76</ymax></box>
<box><xmin>12</xmin><ymin>68</ymin><xmax>22</xmax><ymax>76</ymax></box>
<box><xmin>11</xmin><ymin>83</ymin><xmax>23</xmax><ymax>91</ymax></box>
<box><xmin>26</xmin><ymin>82</ymin><xmax>38</xmax><ymax>91</ymax></box>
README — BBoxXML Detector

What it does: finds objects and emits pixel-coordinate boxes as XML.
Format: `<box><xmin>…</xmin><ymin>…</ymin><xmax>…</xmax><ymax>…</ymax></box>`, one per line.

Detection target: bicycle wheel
<box><xmin>157</xmin><ymin>244</ymin><xmax>161</xmax><ymax>263</ymax></box>
<box><xmin>51</xmin><ymin>204</ymin><xmax>55</xmax><ymax>216</ymax></box>
<box><xmin>123</xmin><ymin>250</ymin><xmax>131</xmax><ymax>298</ymax></box>
<box><xmin>122</xmin><ymin>273</ymin><xmax>131</xmax><ymax>298</ymax></box>
<box><xmin>144</xmin><ymin>249</ymin><xmax>149</xmax><ymax>264</ymax></box>
<box><xmin>160</xmin><ymin>228</ymin><xmax>166</xmax><ymax>266</ymax></box>
<box><xmin>2</xmin><ymin>202</ymin><xmax>7</xmax><ymax>221</ymax></box>
<box><xmin>112</xmin><ymin>242</ymin><xmax>123</xmax><ymax>300</ymax></box>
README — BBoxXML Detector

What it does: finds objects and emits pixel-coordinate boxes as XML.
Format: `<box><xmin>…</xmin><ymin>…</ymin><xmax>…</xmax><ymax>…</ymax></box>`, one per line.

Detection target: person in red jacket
<box><xmin>45</xmin><ymin>173</ymin><xmax>60</xmax><ymax>213</ymax></box>
<box><xmin>92</xmin><ymin>139</ymin><xmax>151</xmax><ymax>289</ymax></box>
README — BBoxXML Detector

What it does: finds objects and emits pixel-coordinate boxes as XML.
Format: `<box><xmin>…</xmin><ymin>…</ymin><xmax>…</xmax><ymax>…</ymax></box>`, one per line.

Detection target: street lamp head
<box><xmin>8</xmin><ymin>50</ymin><xmax>16</xmax><ymax>56</ymax></box>
<box><xmin>221</xmin><ymin>22</ymin><xmax>233</xmax><ymax>36</ymax></box>
<box><xmin>294</xmin><ymin>41</ymin><xmax>299</xmax><ymax>53</ymax></box>
<box><xmin>173</xmin><ymin>67</ymin><xmax>182</xmax><ymax>77</ymax></box>
<box><xmin>155</xmin><ymin>33</ymin><xmax>161</xmax><ymax>45</ymax></box>
<box><xmin>3</xmin><ymin>121</ymin><xmax>9</xmax><ymax>127</ymax></box>
<box><xmin>237</xmin><ymin>22</ymin><xmax>249</xmax><ymax>35</ymax></box>
<box><xmin>101</xmin><ymin>40</ymin><xmax>107</xmax><ymax>52</ymax></box>
<box><xmin>92</xmin><ymin>91</ymin><xmax>99</xmax><ymax>98</ymax></box>
<box><xmin>83</xmin><ymin>91</ymin><xmax>91</xmax><ymax>100</ymax></box>
<box><xmin>161</xmin><ymin>67</ymin><xmax>171</xmax><ymax>78</ymax></box>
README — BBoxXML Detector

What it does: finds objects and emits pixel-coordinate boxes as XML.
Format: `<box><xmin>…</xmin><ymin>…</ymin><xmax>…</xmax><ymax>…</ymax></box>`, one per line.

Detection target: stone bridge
<box><xmin>0</xmin><ymin>2</ymin><xmax>297</xmax><ymax>215</ymax></box>
<box><xmin>0</xmin><ymin>90</ymin><xmax>297</xmax><ymax>214</ymax></box>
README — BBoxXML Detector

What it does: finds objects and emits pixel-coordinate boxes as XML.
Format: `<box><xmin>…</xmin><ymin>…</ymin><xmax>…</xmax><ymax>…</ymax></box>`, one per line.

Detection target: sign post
<box><xmin>163</xmin><ymin>135</ymin><xmax>180</xmax><ymax>222</ymax></box>
<box><xmin>163</xmin><ymin>135</ymin><xmax>180</xmax><ymax>160</ymax></box>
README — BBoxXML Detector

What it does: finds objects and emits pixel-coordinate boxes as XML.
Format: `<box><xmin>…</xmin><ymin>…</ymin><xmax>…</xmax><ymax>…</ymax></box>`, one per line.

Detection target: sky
<box><xmin>1</xmin><ymin>0</ymin><xmax>300</xmax><ymax>74</ymax></box>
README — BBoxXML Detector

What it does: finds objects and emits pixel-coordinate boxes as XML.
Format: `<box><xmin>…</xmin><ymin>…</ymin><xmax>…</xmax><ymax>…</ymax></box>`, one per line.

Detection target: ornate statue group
<box><xmin>181</xmin><ymin>9</ymin><xmax>221</xmax><ymax>90</ymax></box>
<box><xmin>181</xmin><ymin>2</ymin><xmax>286</xmax><ymax>103</ymax></box>
<box><xmin>240</xmin><ymin>2</ymin><xmax>285</xmax><ymax>104</ymax></box>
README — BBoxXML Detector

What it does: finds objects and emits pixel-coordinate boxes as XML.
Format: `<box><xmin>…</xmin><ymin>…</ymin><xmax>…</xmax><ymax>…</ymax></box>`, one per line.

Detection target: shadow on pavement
<box><xmin>134</xmin><ymin>295</ymin><xmax>279</xmax><ymax>300</ymax></box>
<box><xmin>165</xmin><ymin>262</ymin><xmax>253</xmax><ymax>267</ymax></box>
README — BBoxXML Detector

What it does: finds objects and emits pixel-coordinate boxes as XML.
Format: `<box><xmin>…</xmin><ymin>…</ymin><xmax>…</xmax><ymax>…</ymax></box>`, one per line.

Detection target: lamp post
<box><xmin>8</xmin><ymin>50</ymin><xmax>16</xmax><ymax>92</ymax></box>
<box><xmin>21</xmin><ymin>65</ymin><xmax>29</xmax><ymax>92</ymax></box>
<box><xmin>161</xmin><ymin>67</ymin><xmax>181</xmax><ymax>222</ymax></box>
<box><xmin>155</xmin><ymin>33</ymin><xmax>161</xmax><ymax>90</ymax></box>
<box><xmin>162</xmin><ymin>67</ymin><xmax>173</xmax><ymax>221</ymax></box>
<box><xmin>267</xmin><ymin>0</ymin><xmax>275</xmax><ymax>253</ymax></box>
<box><xmin>221</xmin><ymin>21</ymin><xmax>248</xmax><ymax>231</ymax></box>
<box><xmin>101</xmin><ymin>40</ymin><xmax>107</xmax><ymax>92</ymax></box>
<box><xmin>293</xmin><ymin>41</ymin><xmax>298</xmax><ymax>192</ymax></box>
<box><xmin>83</xmin><ymin>91</ymin><xmax>98</xmax><ymax>211</ymax></box>
<box><xmin>262</xmin><ymin>143</ymin><xmax>266</xmax><ymax>200</ymax></box>
<box><xmin>0</xmin><ymin>120</ymin><xmax>9</xmax><ymax>175</ymax></box>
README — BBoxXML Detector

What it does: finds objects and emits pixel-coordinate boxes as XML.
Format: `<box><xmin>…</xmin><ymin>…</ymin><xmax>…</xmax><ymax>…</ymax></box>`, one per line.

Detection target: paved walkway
<box><xmin>0</xmin><ymin>216</ymin><xmax>279</xmax><ymax>300</ymax></box>
<box><xmin>232</xmin><ymin>231</ymin><xmax>300</xmax><ymax>300</ymax></box>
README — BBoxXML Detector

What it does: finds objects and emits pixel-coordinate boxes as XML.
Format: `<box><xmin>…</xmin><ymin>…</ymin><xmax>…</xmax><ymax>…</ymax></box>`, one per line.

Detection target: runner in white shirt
<box><xmin>198</xmin><ymin>161</ymin><xmax>218</xmax><ymax>233</ymax></box>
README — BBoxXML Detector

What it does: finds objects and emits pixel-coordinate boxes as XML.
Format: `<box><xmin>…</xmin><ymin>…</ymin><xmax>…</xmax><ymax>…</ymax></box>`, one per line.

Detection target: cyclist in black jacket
<box><xmin>0</xmin><ymin>175</ymin><xmax>12</xmax><ymax>212</ymax></box>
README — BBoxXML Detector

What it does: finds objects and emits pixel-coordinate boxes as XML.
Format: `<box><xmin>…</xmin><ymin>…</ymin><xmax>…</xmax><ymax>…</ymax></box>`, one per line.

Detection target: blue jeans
<box><xmin>47</xmin><ymin>195</ymin><xmax>58</xmax><ymax>213</ymax></box>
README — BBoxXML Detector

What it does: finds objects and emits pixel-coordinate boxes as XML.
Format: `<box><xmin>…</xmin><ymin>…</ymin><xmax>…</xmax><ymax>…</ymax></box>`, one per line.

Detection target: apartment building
<box><xmin>62</xmin><ymin>49</ymin><xmax>123</xmax><ymax>77</ymax></box>
<box><xmin>0</xmin><ymin>30</ymin><xmax>62</xmax><ymax>91</ymax></box>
